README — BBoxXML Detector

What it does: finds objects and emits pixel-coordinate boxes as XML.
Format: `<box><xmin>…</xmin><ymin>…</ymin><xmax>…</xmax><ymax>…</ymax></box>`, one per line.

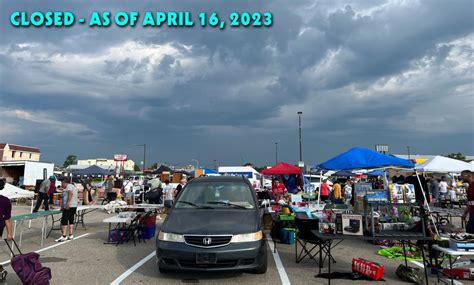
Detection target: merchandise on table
<box><xmin>342</xmin><ymin>214</ymin><xmax>363</xmax><ymax>235</ymax></box>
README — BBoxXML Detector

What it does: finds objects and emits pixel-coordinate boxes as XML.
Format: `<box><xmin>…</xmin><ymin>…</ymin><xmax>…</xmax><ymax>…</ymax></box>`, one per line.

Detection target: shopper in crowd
<box><xmin>0</xmin><ymin>178</ymin><xmax>13</xmax><ymax>241</ymax></box>
<box><xmin>55</xmin><ymin>178</ymin><xmax>79</xmax><ymax>242</ymax></box>
<box><xmin>271</xmin><ymin>179</ymin><xmax>287</xmax><ymax>201</ymax></box>
<box><xmin>343</xmin><ymin>180</ymin><xmax>352</xmax><ymax>204</ymax></box>
<box><xmin>175</xmin><ymin>179</ymin><xmax>187</xmax><ymax>197</ymax></box>
<box><xmin>319</xmin><ymin>179</ymin><xmax>330</xmax><ymax>201</ymax></box>
<box><xmin>439</xmin><ymin>176</ymin><xmax>449</xmax><ymax>200</ymax></box>
<box><xmin>460</xmin><ymin>170</ymin><xmax>474</xmax><ymax>233</ymax></box>
<box><xmin>33</xmin><ymin>176</ymin><xmax>56</xmax><ymax>212</ymax></box>
<box><xmin>430</xmin><ymin>177</ymin><xmax>440</xmax><ymax>204</ymax></box>
<box><xmin>105</xmin><ymin>175</ymin><xmax>116</xmax><ymax>202</ymax></box>
<box><xmin>332</xmin><ymin>181</ymin><xmax>342</xmax><ymax>203</ymax></box>
<box><xmin>48</xmin><ymin>176</ymin><xmax>57</xmax><ymax>205</ymax></box>
<box><xmin>82</xmin><ymin>178</ymin><xmax>95</xmax><ymax>205</ymax></box>
<box><xmin>163</xmin><ymin>179</ymin><xmax>175</xmax><ymax>209</ymax></box>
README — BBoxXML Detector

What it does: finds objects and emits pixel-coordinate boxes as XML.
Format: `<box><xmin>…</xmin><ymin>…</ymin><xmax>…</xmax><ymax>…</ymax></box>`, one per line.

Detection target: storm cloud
<box><xmin>0</xmin><ymin>0</ymin><xmax>473</xmax><ymax>167</ymax></box>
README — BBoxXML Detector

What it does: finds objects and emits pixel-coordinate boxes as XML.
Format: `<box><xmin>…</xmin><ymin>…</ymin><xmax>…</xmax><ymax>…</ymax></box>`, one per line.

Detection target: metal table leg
<box><xmin>419</xmin><ymin>242</ymin><xmax>429</xmax><ymax>285</ymax></box>
<box><xmin>328</xmin><ymin>240</ymin><xmax>331</xmax><ymax>285</ymax></box>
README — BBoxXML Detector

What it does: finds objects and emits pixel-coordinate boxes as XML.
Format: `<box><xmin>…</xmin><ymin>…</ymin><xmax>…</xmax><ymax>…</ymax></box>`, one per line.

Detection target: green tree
<box><xmin>134</xmin><ymin>165</ymin><xmax>141</xmax><ymax>171</ymax></box>
<box><xmin>150</xmin><ymin>163</ymin><xmax>158</xmax><ymax>169</ymax></box>
<box><xmin>63</xmin><ymin>155</ymin><xmax>77</xmax><ymax>168</ymax></box>
<box><xmin>446</xmin><ymin>152</ymin><xmax>466</xmax><ymax>161</ymax></box>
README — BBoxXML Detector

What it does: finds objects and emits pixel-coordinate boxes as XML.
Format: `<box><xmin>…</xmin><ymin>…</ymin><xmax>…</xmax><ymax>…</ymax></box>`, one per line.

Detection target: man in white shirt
<box><xmin>163</xmin><ymin>179</ymin><xmax>175</xmax><ymax>209</ymax></box>
<box><xmin>439</xmin><ymin>176</ymin><xmax>449</xmax><ymax>197</ymax></box>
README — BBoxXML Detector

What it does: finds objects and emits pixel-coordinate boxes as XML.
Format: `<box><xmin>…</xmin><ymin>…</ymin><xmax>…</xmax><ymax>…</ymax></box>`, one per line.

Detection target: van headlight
<box><xmin>158</xmin><ymin>231</ymin><xmax>185</xmax><ymax>243</ymax></box>
<box><xmin>231</xmin><ymin>231</ymin><xmax>263</xmax><ymax>243</ymax></box>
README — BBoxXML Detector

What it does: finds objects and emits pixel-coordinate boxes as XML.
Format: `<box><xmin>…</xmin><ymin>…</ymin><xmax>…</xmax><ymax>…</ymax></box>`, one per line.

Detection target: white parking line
<box><xmin>110</xmin><ymin>251</ymin><xmax>156</xmax><ymax>285</ymax></box>
<box><xmin>266</xmin><ymin>236</ymin><xmax>291</xmax><ymax>285</ymax></box>
<box><xmin>410</xmin><ymin>260</ymin><xmax>424</xmax><ymax>268</ymax></box>
<box><xmin>0</xmin><ymin>233</ymin><xmax>91</xmax><ymax>266</ymax></box>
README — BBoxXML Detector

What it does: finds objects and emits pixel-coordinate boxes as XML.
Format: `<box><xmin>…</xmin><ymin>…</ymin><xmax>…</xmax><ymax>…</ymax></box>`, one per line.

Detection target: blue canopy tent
<box><xmin>314</xmin><ymin>147</ymin><xmax>437</xmax><ymax>234</ymax></box>
<box><xmin>72</xmin><ymin>165</ymin><xmax>112</xmax><ymax>176</ymax></box>
<box><xmin>316</xmin><ymin>147</ymin><xmax>414</xmax><ymax>170</ymax></box>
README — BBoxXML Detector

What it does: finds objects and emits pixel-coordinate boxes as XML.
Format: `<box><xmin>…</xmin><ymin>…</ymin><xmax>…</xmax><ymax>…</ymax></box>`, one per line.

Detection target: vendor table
<box><xmin>103</xmin><ymin>214</ymin><xmax>135</xmax><ymax>244</ymax></box>
<box><xmin>75</xmin><ymin>205</ymin><xmax>105</xmax><ymax>230</ymax></box>
<box><xmin>432</xmin><ymin>244</ymin><xmax>474</xmax><ymax>285</ymax></box>
<box><xmin>12</xmin><ymin>210</ymin><xmax>61</xmax><ymax>247</ymax></box>
<box><xmin>311</xmin><ymin>231</ymin><xmax>432</xmax><ymax>285</ymax></box>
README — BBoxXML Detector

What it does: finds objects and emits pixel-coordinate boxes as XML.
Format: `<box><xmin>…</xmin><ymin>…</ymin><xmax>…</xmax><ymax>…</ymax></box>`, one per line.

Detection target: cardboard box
<box><xmin>342</xmin><ymin>214</ymin><xmax>363</xmax><ymax>235</ymax></box>
<box><xmin>352</xmin><ymin>258</ymin><xmax>384</xmax><ymax>280</ymax></box>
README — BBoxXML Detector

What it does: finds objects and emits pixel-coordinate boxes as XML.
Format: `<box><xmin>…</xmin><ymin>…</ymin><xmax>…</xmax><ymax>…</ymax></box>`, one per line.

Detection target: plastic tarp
<box><xmin>261</xmin><ymin>162</ymin><xmax>302</xmax><ymax>175</ymax></box>
<box><xmin>72</xmin><ymin>165</ymin><xmax>112</xmax><ymax>176</ymax></box>
<box><xmin>414</xmin><ymin>155</ymin><xmax>474</xmax><ymax>173</ymax></box>
<box><xmin>331</xmin><ymin>170</ymin><xmax>358</xmax><ymax>177</ymax></box>
<box><xmin>151</xmin><ymin>165</ymin><xmax>173</xmax><ymax>174</ymax></box>
<box><xmin>2</xmin><ymin>183</ymin><xmax>35</xmax><ymax>199</ymax></box>
<box><xmin>367</xmin><ymin>170</ymin><xmax>386</xmax><ymax>176</ymax></box>
<box><xmin>316</xmin><ymin>147</ymin><xmax>414</xmax><ymax>170</ymax></box>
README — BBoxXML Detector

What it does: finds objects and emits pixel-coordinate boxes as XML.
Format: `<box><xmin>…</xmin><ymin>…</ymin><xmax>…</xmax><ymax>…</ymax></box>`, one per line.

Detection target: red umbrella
<box><xmin>261</xmin><ymin>162</ymin><xmax>302</xmax><ymax>175</ymax></box>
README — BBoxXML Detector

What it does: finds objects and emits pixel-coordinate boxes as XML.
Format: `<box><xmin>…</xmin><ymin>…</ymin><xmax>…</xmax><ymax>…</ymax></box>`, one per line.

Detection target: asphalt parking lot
<box><xmin>0</xmin><ymin>205</ymin><xmax>442</xmax><ymax>285</ymax></box>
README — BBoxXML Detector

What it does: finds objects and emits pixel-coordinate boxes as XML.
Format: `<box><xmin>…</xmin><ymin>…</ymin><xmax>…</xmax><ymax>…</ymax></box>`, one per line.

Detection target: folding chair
<box><xmin>295</xmin><ymin>216</ymin><xmax>339</xmax><ymax>264</ymax></box>
<box><xmin>116</xmin><ymin>214</ymin><xmax>143</xmax><ymax>246</ymax></box>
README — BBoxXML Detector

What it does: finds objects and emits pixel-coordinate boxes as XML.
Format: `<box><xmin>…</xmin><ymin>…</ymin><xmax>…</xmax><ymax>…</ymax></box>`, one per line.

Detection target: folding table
<box><xmin>12</xmin><ymin>210</ymin><xmax>61</xmax><ymax>247</ymax></box>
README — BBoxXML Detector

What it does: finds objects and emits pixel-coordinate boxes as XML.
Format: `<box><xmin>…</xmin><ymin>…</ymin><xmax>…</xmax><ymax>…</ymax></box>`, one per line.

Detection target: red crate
<box><xmin>139</xmin><ymin>215</ymin><xmax>157</xmax><ymax>226</ymax></box>
<box><xmin>352</xmin><ymin>258</ymin><xmax>384</xmax><ymax>280</ymax></box>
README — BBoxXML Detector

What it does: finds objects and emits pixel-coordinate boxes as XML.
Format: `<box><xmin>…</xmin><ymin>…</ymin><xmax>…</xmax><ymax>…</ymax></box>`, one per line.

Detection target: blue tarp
<box><xmin>190</xmin><ymin>168</ymin><xmax>218</xmax><ymax>177</ymax></box>
<box><xmin>72</xmin><ymin>165</ymin><xmax>112</xmax><ymax>176</ymax></box>
<box><xmin>316</xmin><ymin>147</ymin><xmax>414</xmax><ymax>170</ymax></box>
<box><xmin>367</xmin><ymin>170</ymin><xmax>386</xmax><ymax>176</ymax></box>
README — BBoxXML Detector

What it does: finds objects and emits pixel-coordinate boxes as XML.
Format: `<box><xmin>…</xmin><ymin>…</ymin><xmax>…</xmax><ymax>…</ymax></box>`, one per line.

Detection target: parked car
<box><xmin>156</xmin><ymin>176</ymin><xmax>267</xmax><ymax>273</ymax></box>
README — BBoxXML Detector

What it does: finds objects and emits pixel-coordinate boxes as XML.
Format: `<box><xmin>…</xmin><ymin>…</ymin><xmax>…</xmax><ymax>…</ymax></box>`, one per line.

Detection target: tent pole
<box><xmin>317</xmin><ymin>170</ymin><xmax>322</xmax><ymax>206</ymax></box>
<box><xmin>415</xmin><ymin>170</ymin><xmax>439</xmax><ymax>236</ymax></box>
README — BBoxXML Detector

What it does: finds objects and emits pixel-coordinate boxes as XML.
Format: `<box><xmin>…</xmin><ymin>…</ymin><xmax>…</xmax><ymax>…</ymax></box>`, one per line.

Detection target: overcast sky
<box><xmin>0</xmin><ymin>0</ymin><xmax>473</xmax><ymax>168</ymax></box>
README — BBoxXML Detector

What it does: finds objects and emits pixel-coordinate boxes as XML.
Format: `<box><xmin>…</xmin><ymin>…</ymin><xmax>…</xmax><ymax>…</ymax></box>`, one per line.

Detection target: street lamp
<box><xmin>275</xmin><ymin>142</ymin><xmax>278</xmax><ymax>164</ymax></box>
<box><xmin>135</xmin><ymin>144</ymin><xmax>146</xmax><ymax>172</ymax></box>
<box><xmin>297</xmin><ymin>111</ymin><xmax>303</xmax><ymax>167</ymax></box>
<box><xmin>191</xmin><ymin>159</ymin><xmax>199</xmax><ymax>169</ymax></box>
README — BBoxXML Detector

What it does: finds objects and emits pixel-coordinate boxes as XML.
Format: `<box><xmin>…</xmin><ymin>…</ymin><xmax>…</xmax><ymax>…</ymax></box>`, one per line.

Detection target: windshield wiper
<box><xmin>177</xmin><ymin>201</ymin><xmax>214</xmax><ymax>209</ymax></box>
<box><xmin>207</xmin><ymin>201</ymin><xmax>249</xmax><ymax>209</ymax></box>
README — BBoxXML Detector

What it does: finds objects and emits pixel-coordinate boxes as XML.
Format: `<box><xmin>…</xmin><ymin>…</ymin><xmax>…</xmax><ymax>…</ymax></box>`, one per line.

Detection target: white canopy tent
<box><xmin>415</xmin><ymin>155</ymin><xmax>474</xmax><ymax>173</ymax></box>
<box><xmin>1</xmin><ymin>183</ymin><xmax>35</xmax><ymax>199</ymax></box>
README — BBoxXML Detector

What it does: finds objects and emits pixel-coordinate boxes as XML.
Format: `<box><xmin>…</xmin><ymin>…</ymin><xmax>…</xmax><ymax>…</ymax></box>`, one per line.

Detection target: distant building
<box><xmin>0</xmin><ymin>143</ymin><xmax>41</xmax><ymax>162</ymax></box>
<box><xmin>76</xmin><ymin>158</ymin><xmax>135</xmax><ymax>172</ymax></box>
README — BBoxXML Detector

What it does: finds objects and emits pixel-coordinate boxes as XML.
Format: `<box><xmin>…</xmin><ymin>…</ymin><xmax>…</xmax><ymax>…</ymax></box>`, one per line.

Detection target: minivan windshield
<box><xmin>175</xmin><ymin>181</ymin><xmax>256</xmax><ymax>209</ymax></box>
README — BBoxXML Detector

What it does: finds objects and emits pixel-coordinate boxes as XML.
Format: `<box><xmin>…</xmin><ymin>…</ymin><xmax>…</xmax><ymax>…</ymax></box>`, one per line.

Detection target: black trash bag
<box><xmin>144</xmin><ymin>187</ymin><xmax>162</xmax><ymax>204</ymax></box>
<box><xmin>396</xmin><ymin>265</ymin><xmax>425</xmax><ymax>284</ymax></box>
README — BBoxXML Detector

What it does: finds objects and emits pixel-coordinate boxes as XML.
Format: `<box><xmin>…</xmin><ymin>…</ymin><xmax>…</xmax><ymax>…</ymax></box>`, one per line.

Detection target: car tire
<box><xmin>252</xmin><ymin>248</ymin><xmax>268</xmax><ymax>274</ymax></box>
<box><xmin>158</xmin><ymin>266</ymin><xmax>169</xmax><ymax>274</ymax></box>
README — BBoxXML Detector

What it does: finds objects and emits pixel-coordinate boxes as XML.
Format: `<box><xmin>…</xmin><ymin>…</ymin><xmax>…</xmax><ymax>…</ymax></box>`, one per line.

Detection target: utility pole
<box><xmin>275</xmin><ymin>142</ymin><xmax>278</xmax><ymax>164</ymax></box>
<box><xmin>297</xmin><ymin>111</ymin><xmax>303</xmax><ymax>167</ymax></box>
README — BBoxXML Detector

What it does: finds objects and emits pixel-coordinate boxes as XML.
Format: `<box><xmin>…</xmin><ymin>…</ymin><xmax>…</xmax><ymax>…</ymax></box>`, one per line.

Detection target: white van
<box><xmin>218</xmin><ymin>166</ymin><xmax>262</xmax><ymax>190</ymax></box>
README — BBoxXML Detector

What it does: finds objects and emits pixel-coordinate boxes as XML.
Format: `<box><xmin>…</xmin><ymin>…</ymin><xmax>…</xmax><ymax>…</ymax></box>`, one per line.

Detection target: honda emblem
<box><xmin>203</xmin><ymin>237</ymin><xmax>212</xmax><ymax>245</ymax></box>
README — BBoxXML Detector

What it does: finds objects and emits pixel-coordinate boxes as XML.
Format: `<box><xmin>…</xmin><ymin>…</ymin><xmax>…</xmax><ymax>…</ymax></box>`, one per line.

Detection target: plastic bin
<box><xmin>280</xmin><ymin>228</ymin><xmax>295</xmax><ymax>244</ymax></box>
<box><xmin>138</xmin><ymin>225</ymin><xmax>156</xmax><ymax>240</ymax></box>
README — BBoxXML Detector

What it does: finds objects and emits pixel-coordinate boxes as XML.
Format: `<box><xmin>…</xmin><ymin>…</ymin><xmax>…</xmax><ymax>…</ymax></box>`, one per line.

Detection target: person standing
<box><xmin>163</xmin><ymin>180</ymin><xmax>175</xmax><ymax>210</ymax></box>
<box><xmin>0</xmin><ymin>178</ymin><xmax>13</xmax><ymax>240</ymax></box>
<box><xmin>430</xmin><ymin>177</ymin><xmax>440</xmax><ymax>204</ymax></box>
<box><xmin>105</xmin><ymin>175</ymin><xmax>116</xmax><ymax>202</ymax></box>
<box><xmin>175</xmin><ymin>179</ymin><xmax>187</xmax><ymax>197</ymax></box>
<box><xmin>332</xmin><ymin>181</ymin><xmax>342</xmax><ymax>203</ymax></box>
<box><xmin>343</xmin><ymin>180</ymin><xmax>353</xmax><ymax>204</ymax></box>
<box><xmin>33</xmin><ymin>176</ymin><xmax>55</xmax><ymax>212</ymax></box>
<box><xmin>271</xmin><ymin>180</ymin><xmax>287</xmax><ymax>201</ymax></box>
<box><xmin>319</xmin><ymin>179</ymin><xmax>330</xmax><ymax>201</ymax></box>
<box><xmin>439</xmin><ymin>176</ymin><xmax>448</xmax><ymax>199</ymax></box>
<box><xmin>461</xmin><ymin>171</ymin><xmax>474</xmax><ymax>233</ymax></box>
<box><xmin>55</xmin><ymin>178</ymin><xmax>79</xmax><ymax>242</ymax></box>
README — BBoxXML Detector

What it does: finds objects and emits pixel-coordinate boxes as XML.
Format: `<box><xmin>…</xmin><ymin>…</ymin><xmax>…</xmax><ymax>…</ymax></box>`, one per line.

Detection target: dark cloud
<box><xmin>0</xmin><ymin>0</ymin><xmax>473</xmax><ymax>166</ymax></box>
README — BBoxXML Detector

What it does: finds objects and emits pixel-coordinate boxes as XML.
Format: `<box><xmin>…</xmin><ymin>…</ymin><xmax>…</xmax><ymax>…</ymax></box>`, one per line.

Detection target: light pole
<box><xmin>275</xmin><ymin>142</ymin><xmax>278</xmax><ymax>164</ymax></box>
<box><xmin>191</xmin><ymin>159</ymin><xmax>199</xmax><ymax>169</ymax></box>
<box><xmin>297</xmin><ymin>111</ymin><xmax>303</xmax><ymax>167</ymax></box>
<box><xmin>135</xmin><ymin>144</ymin><xmax>146</xmax><ymax>172</ymax></box>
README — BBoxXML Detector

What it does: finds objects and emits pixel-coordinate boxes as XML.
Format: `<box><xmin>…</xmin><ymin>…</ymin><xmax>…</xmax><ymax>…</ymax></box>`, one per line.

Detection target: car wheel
<box><xmin>252</xmin><ymin>248</ymin><xmax>268</xmax><ymax>274</ymax></box>
<box><xmin>158</xmin><ymin>266</ymin><xmax>169</xmax><ymax>274</ymax></box>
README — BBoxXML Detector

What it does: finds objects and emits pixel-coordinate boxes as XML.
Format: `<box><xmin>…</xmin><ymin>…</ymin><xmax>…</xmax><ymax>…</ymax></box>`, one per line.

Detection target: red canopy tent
<box><xmin>261</xmin><ymin>162</ymin><xmax>302</xmax><ymax>175</ymax></box>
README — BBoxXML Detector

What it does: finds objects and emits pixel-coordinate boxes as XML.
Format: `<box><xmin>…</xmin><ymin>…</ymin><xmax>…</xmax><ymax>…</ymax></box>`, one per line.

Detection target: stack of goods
<box><xmin>139</xmin><ymin>214</ymin><xmax>157</xmax><ymax>240</ymax></box>
<box><xmin>449</xmin><ymin>233</ymin><xmax>474</xmax><ymax>251</ymax></box>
